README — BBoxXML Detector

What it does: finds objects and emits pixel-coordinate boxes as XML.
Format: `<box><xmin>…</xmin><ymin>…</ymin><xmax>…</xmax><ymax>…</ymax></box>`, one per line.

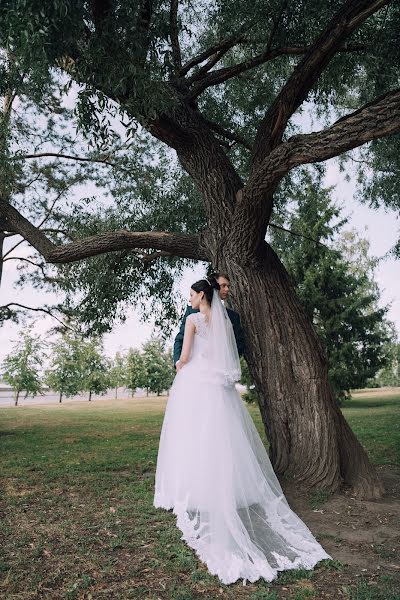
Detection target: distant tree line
<box><xmin>1</xmin><ymin>330</ymin><xmax>174</xmax><ymax>405</ymax></box>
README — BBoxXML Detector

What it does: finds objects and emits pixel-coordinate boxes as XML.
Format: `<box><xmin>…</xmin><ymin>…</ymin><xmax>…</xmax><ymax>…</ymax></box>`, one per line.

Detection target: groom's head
<box><xmin>209</xmin><ymin>272</ymin><xmax>230</xmax><ymax>301</ymax></box>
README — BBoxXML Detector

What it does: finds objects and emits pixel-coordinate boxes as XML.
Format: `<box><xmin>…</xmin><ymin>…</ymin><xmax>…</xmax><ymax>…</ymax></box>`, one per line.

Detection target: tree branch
<box><xmin>186</xmin><ymin>46</ymin><xmax>314</xmax><ymax>100</ymax></box>
<box><xmin>48</xmin><ymin>230</ymin><xmax>208</xmax><ymax>263</ymax></box>
<box><xmin>178</xmin><ymin>27</ymin><xmax>251</xmax><ymax>77</ymax></box>
<box><xmin>269</xmin><ymin>223</ymin><xmax>331</xmax><ymax>249</ymax></box>
<box><xmin>0</xmin><ymin>198</ymin><xmax>209</xmax><ymax>264</ymax></box>
<box><xmin>199</xmin><ymin>115</ymin><xmax>252</xmax><ymax>150</ymax></box>
<box><xmin>283</xmin><ymin>88</ymin><xmax>400</xmax><ymax>171</ymax></box>
<box><xmin>3</xmin><ymin>256</ymin><xmax>48</xmax><ymax>277</ymax></box>
<box><xmin>251</xmin><ymin>0</ymin><xmax>390</xmax><ymax>170</ymax></box>
<box><xmin>233</xmin><ymin>88</ymin><xmax>400</xmax><ymax>258</ymax></box>
<box><xmin>0</xmin><ymin>201</ymin><xmax>54</xmax><ymax>258</ymax></box>
<box><xmin>170</xmin><ymin>0</ymin><xmax>182</xmax><ymax>71</ymax></box>
<box><xmin>2</xmin><ymin>237</ymin><xmax>24</xmax><ymax>258</ymax></box>
<box><xmin>2</xmin><ymin>187</ymin><xmax>76</xmax><ymax>259</ymax></box>
<box><xmin>186</xmin><ymin>43</ymin><xmax>368</xmax><ymax>100</ymax></box>
<box><xmin>12</xmin><ymin>152</ymin><xmax>115</xmax><ymax>166</ymax></box>
<box><xmin>265</xmin><ymin>0</ymin><xmax>289</xmax><ymax>52</ymax></box>
<box><xmin>250</xmin><ymin>89</ymin><xmax>400</xmax><ymax>195</ymax></box>
<box><xmin>0</xmin><ymin>303</ymin><xmax>75</xmax><ymax>331</ymax></box>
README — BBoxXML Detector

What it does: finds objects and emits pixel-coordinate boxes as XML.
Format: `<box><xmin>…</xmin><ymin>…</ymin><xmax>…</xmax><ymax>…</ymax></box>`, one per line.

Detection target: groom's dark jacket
<box><xmin>173</xmin><ymin>305</ymin><xmax>245</xmax><ymax>366</ymax></box>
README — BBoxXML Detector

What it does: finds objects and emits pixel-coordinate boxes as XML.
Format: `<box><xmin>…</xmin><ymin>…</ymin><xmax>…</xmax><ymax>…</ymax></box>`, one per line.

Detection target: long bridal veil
<box><xmin>208</xmin><ymin>288</ymin><xmax>241</xmax><ymax>387</ymax></box>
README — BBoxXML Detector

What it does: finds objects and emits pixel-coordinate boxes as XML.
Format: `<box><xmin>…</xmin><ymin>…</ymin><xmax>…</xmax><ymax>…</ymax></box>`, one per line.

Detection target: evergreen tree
<box><xmin>1</xmin><ymin>328</ymin><xmax>45</xmax><ymax>405</ymax></box>
<box><xmin>271</xmin><ymin>172</ymin><xmax>391</xmax><ymax>401</ymax></box>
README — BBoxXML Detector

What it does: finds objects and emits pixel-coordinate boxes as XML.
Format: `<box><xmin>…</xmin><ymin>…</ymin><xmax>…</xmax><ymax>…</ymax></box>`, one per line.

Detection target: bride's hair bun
<box><xmin>207</xmin><ymin>275</ymin><xmax>220</xmax><ymax>291</ymax></box>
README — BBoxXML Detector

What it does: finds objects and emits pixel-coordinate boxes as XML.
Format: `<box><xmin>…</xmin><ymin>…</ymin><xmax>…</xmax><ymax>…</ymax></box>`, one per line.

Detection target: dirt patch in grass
<box><xmin>282</xmin><ymin>464</ymin><xmax>400</xmax><ymax>581</ymax></box>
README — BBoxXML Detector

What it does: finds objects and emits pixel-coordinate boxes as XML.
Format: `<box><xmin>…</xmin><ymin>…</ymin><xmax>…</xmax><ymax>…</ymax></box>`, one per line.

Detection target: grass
<box><xmin>0</xmin><ymin>392</ymin><xmax>399</xmax><ymax>599</ymax></box>
<box><xmin>340</xmin><ymin>393</ymin><xmax>400</xmax><ymax>466</ymax></box>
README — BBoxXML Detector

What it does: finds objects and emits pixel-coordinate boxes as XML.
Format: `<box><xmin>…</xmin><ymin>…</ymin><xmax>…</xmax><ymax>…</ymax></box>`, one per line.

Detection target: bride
<box><xmin>153</xmin><ymin>275</ymin><xmax>331</xmax><ymax>585</ymax></box>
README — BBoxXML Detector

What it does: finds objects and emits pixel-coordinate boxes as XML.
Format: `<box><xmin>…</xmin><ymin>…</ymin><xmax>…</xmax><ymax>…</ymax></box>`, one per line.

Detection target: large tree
<box><xmin>1</xmin><ymin>0</ymin><xmax>400</xmax><ymax>498</ymax></box>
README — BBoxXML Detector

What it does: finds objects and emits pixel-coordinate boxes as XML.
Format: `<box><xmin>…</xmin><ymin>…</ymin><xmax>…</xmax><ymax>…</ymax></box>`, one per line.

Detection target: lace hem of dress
<box><xmin>153</xmin><ymin>494</ymin><xmax>331</xmax><ymax>586</ymax></box>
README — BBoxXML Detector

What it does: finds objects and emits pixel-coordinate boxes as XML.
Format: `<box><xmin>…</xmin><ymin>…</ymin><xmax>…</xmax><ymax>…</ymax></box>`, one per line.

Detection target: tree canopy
<box><xmin>1</xmin><ymin>1</ymin><xmax>399</xmax><ymax>335</ymax></box>
<box><xmin>1</xmin><ymin>1</ymin><xmax>399</xmax><ymax>262</ymax></box>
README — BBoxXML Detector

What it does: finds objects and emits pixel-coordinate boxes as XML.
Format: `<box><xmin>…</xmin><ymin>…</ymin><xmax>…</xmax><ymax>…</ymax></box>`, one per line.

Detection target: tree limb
<box><xmin>0</xmin><ymin>303</ymin><xmax>75</xmax><ymax>331</ymax></box>
<box><xmin>170</xmin><ymin>0</ymin><xmax>182</xmax><ymax>72</ymax></box>
<box><xmin>0</xmin><ymin>198</ymin><xmax>209</xmax><ymax>264</ymax></box>
<box><xmin>251</xmin><ymin>89</ymin><xmax>400</xmax><ymax>194</ymax></box>
<box><xmin>251</xmin><ymin>0</ymin><xmax>390</xmax><ymax>170</ymax></box>
<box><xmin>233</xmin><ymin>88</ymin><xmax>400</xmax><ymax>257</ymax></box>
<box><xmin>2</xmin><ymin>187</ymin><xmax>77</xmax><ymax>259</ymax></box>
<box><xmin>269</xmin><ymin>223</ymin><xmax>331</xmax><ymax>249</ymax></box>
<box><xmin>178</xmin><ymin>27</ymin><xmax>251</xmax><ymax>77</ymax></box>
<box><xmin>282</xmin><ymin>88</ymin><xmax>400</xmax><ymax>171</ymax></box>
<box><xmin>186</xmin><ymin>45</ymin><xmax>239</xmax><ymax>85</ymax></box>
<box><xmin>186</xmin><ymin>46</ymin><xmax>316</xmax><ymax>100</ymax></box>
<box><xmin>49</xmin><ymin>230</ymin><xmax>208</xmax><ymax>263</ymax></box>
<box><xmin>12</xmin><ymin>152</ymin><xmax>115</xmax><ymax>166</ymax></box>
<box><xmin>265</xmin><ymin>0</ymin><xmax>289</xmax><ymax>52</ymax></box>
<box><xmin>199</xmin><ymin>116</ymin><xmax>252</xmax><ymax>150</ymax></box>
<box><xmin>2</xmin><ymin>256</ymin><xmax>48</xmax><ymax>277</ymax></box>
<box><xmin>186</xmin><ymin>43</ymin><xmax>368</xmax><ymax>100</ymax></box>
<box><xmin>2</xmin><ymin>237</ymin><xmax>24</xmax><ymax>258</ymax></box>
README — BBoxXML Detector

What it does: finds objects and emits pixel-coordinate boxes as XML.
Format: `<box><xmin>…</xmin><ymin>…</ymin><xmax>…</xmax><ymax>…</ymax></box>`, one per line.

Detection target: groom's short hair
<box><xmin>209</xmin><ymin>272</ymin><xmax>230</xmax><ymax>281</ymax></box>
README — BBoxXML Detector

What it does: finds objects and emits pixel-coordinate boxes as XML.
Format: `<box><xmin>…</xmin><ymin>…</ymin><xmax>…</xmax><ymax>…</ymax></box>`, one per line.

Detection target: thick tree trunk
<box><xmin>59</xmin><ymin>391</ymin><xmax>63</xmax><ymax>403</ymax></box>
<box><xmin>89</xmin><ymin>390</ymin><xmax>92</xmax><ymax>401</ymax></box>
<box><xmin>223</xmin><ymin>242</ymin><xmax>384</xmax><ymax>499</ymax></box>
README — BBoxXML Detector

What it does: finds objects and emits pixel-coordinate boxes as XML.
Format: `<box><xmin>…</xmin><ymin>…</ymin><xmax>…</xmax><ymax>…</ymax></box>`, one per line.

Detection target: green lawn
<box><xmin>0</xmin><ymin>392</ymin><xmax>399</xmax><ymax>599</ymax></box>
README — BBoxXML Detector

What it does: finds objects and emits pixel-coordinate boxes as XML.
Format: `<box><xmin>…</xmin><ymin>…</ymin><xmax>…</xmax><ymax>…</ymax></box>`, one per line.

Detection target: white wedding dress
<box><xmin>153</xmin><ymin>311</ymin><xmax>331</xmax><ymax>585</ymax></box>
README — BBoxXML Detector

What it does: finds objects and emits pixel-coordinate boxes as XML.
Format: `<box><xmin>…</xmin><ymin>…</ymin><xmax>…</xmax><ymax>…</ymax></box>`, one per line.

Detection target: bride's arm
<box><xmin>176</xmin><ymin>317</ymin><xmax>196</xmax><ymax>371</ymax></box>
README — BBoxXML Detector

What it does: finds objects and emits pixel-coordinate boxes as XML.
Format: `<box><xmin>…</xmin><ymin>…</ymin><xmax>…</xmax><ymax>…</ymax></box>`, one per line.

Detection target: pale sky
<box><xmin>0</xmin><ymin>155</ymin><xmax>399</xmax><ymax>364</ymax></box>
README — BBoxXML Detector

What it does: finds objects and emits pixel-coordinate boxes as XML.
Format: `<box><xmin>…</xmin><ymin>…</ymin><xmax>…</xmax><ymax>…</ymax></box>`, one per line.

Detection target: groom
<box><xmin>173</xmin><ymin>272</ymin><xmax>245</xmax><ymax>369</ymax></box>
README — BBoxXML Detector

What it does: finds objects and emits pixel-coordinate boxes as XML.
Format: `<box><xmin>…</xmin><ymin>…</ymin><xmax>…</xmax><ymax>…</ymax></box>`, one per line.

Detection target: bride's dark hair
<box><xmin>191</xmin><ymin>275</ymin><xmax>220</xmax><ymax>304</ymax></box>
